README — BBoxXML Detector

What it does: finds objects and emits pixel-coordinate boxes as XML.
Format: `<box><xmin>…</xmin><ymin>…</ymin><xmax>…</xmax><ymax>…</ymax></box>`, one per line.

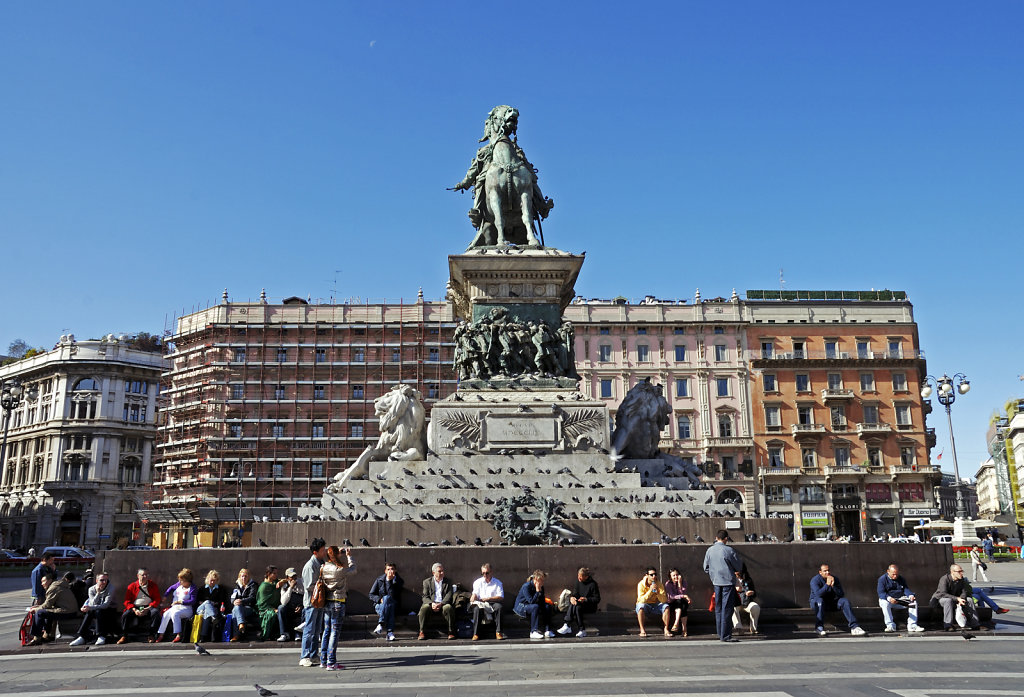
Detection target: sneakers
<box><xmin>816</xmin><ymin>628</ymin><xmax>828</xmax><ymax>637</ymax></box>
<box><xmin>277</xmin><ymin>634</ymin><xmax>289</xmax><ymax>642</ymax></box>
<box><xmin>883</xmin><ymin>625</ymin><xmax>896</xmax><ymax>633</ymax></box>
<box><xmin>95</xmin><ymin>637</ymin><xmax>107</xmax><ymax>645</ymax></box>
<box><xmin>576</xmin><ymin>630</ymin><xmax>587</xmax><ymax>637</ymax></box>
<box><xmin>529</xmin><ymin>631</ymin><xmax>544</xmax><ymax>639</ymax></box>
<box><xmin>70</xmin><ymin>637</ymin><xmax>86</xmax><ymax>646</ymax></box>
<box><xmin>325</xmin><ymin>663</ymin><xmax>341</xmax><ymax>671</ymax></box>
<box><xmin>851</xmin><ymin>626</ymin><xmax>867</xmax><ymax>636</ymax></box>
<box><xmin>907</xmin><ymin>625</ymin><xmax>925</xmax><ymax>633</ymax></box>
<box><xmin>373</xmin><ymin>623</ymin><xmax>384</xmax><ymax>635</ymax></box>
<box><xmin>299</xmin><ymin>658</ymin><xmax>313</xmax><ymax>667</ymax></box>
<box><xmin>386</xmin><ymin>631</ymin><xmax>395</xmax><ymax>641</ymax></box>
<box><xmin>997</xmin><ymin>608</ymin><xmax>1010</xmax><ymax>614</ymax></box>
<box><xmin>544</xmin><ymin>630</ymin><xmax>555</xmax><ymax>638</ymax></box>
<box><xmin>295</xmin><ymin>621</ymin><xmax>306</xmax><ymax>631</ymax></box>
<box><xmin>556</xmin><ymin>623</ymin><xmax>572</xmax><ymax>635</ymax></box>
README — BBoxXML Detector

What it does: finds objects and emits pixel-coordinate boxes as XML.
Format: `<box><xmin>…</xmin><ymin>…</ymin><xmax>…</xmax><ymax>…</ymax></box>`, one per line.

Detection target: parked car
<box><xmin>929</xmin><ymin>534</ymin><xmax>954</xmax><ymax>544</ymax></box>
<box><xmin>0</xmin><ymin>549</ymin><xmax>27</xmax><ymax>560</ymax></box>
<box><xmin>126</xmin><ymin>545</ymin><xmax>156</xmax><ymax>551</ymax></box>
<box><xmin>40</xmin><ymin>546</ymin><xmax>96</xmax><ymax>561</ymax></box>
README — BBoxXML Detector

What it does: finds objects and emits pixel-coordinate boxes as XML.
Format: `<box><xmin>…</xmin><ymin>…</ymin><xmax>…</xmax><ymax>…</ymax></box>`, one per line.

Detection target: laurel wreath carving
<box><xmin>561</xmin><ymin>409</ymin><xmax>604</xmax><ymax>446</ymax></box>
<box><xmin>435</xmin><ymin>411</ymin><xmax>482</xmax><ymax>446</ymax></box>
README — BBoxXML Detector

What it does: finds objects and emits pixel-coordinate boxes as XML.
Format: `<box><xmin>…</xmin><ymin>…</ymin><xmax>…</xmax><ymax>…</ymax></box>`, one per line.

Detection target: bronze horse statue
<box><xmin>451</xmin><ymin>105</ymin><xmax>554</xmax><ymax>248</ymax></box>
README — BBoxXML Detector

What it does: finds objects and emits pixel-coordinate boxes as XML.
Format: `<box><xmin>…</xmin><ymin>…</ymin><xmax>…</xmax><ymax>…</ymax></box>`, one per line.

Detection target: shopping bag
<box><xmin>189</xmin><ymin>615</ymin><xmax>202</xmax><ymax>643</ymax></box>
<box><xmin>19</xmin><ymin>612</ymin><xmax>33</xmax><ymax>646</ymax></box>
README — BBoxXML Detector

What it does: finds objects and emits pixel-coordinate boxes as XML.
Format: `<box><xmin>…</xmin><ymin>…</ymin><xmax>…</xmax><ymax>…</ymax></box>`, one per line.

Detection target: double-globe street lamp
<box><xmin>1</xmin><ymin>378</ymin><xmax>40</xmax><ymax>480</ymax></box>
<box><xmin>920</xmin><ymin>373</ymin><xmax>970</xmax><ymax>521</ymax></box>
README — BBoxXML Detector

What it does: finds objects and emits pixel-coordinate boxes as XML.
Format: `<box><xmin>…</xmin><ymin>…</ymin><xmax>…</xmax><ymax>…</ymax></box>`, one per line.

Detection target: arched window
<box><xmin>72</xmin><ymin>378</ymin><xmax>100</xmax><ymax>391</ymax></box>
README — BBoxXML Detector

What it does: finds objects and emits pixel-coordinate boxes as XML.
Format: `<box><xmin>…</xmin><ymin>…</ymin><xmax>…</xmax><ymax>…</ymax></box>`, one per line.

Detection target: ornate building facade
<box><xmin>0</xmin><ymin>336</ymin><xmax>166</xmax><ymax>551</ymax></box>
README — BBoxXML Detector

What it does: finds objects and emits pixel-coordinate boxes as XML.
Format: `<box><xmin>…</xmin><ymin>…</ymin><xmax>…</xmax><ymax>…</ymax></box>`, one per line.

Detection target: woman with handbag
<box><xmin>229</xmin><ymin>568</ymin><xmax>258</xmax><ymax>641</ymax></box>
<box><xmin>664</xmin><ymin>568</ymin><xmax>691</xmax><ymax>636</ymax></box>
<box><xmin>195</xmin><ymin>570</ymin><xmax>229</xmax><ymax>642</ymax></box>
<box><xmin>319</xmin><ymin>546</ymin><xmax>356</xmax><ymax>671</ymax></box>
<box><xmin>969</xmin><ymin>546</ymin><xmax>990</xmax><ymax>583</ymax></box>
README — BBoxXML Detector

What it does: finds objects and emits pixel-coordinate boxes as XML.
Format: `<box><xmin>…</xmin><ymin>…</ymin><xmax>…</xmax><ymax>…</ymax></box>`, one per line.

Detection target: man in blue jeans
<box><xmin>299</xmin><ymin>538</ymin><xmax>328</xmax><ymax>667</ymax></box>
<box><xmin>702</xmin><ymin>530</ymin><xmax>743</xmax><ymax>642</ymax></box>
<box><xmin>368</xmin><ymin>562</ymin><xmax>403</xmax><ymax>642</ymax></box>
<box><xmin>810</xmin><ymin>563</ymin><xmax>867</xmax><ymax>637</ymax></box>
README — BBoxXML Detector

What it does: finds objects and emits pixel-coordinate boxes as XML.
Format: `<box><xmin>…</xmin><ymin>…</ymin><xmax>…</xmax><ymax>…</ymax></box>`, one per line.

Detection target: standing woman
<box><xmin>319</xmin><ymin>546</ymin><xmax>357</xmax><ymax>671</ymax></box>
<box><xmin>969</xmin><ymin>545</ymin><xmax>990</xmax><ymax>583</ymax></box>
<box><xmin>664</xmin><ymin>568</ymin><xmax>691</xmax><ymax>636</ymax></box>
<box><xmin>229</xmin><ymin>568</ymin><xmax>258</xmax><ymax>641</ymax></box>
<box><xmin>155</xmin><ymin>568</ymin><xmax>196</xmax><ymax>643</ymax></box>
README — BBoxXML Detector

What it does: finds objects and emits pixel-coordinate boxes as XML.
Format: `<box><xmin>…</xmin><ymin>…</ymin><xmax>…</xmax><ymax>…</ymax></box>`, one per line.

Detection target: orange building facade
<box><xmin>745</xmin><ymin>291</ymin><xmax>938</xmax><ymax>540</ymax></box>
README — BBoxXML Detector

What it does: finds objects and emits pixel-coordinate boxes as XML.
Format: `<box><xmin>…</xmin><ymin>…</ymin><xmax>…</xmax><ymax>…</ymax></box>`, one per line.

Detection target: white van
<box><xmin>929</xmin><ymin>535</ymin><xmax>954</xmax><ymax>544</ymax></box>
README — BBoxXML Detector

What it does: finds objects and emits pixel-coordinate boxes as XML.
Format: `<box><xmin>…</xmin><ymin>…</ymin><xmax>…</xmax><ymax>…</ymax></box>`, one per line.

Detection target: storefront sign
<box><xmin>903</xmin><ymin>508</ymin><xmax>939</xmax><ymax>516</ymax></box>
<box><xmin>802</xmin><ymin>511</ymin><xmax>829</xmax><ymax>527</ymax></box>
<box><xmin>833</xmin><ymin>503</ymin><xmax>861</xmax><ymax>511</ymax></box>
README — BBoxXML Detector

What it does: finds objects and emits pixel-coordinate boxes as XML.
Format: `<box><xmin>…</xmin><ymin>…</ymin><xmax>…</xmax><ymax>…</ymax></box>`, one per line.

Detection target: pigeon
<box><xmin>455</xmin><ymin>536</ymin><xmax>466</xmax><ymax>545</ymax></box>
<box><xmin>258</xmin><ymin>538</ymin><xmax>268</xmax><ymax>547</ymax></box>
<box><xmin>194</xmin><ymin>643</ymin><xmax>211</xmax><ymax>655</ymax></box>
<box><xmin>961</xmin><ymin>630</ymin><xmax>976</xmax><ymax>641</ymax></box>
<box><xmin>695</xmin><ymin>535</ymin><xmax>705</xmax><ymax>543</ymax></box>
<box><xmin>405</xmin><ymin>538</ymin><xmax>415</xmax><ymax>546</ymax></box>
<box><xmin>441</xmin><ymin>538</ymin><xmax>451</xmax><ymax>546</ymax></box>
<box><xmin>342</xmin><ymin>538</ymin><xmax>352</xmax><ymax>547</ymax></box>
<box><xmin>484</xmin><ymin>537</ymin><xmax>493</xmax><ymax>545</ymax></box>
<box><xmin>360</xmin><ymin>538</ymin><xmax>370</xmax><ymax>547</ymax></box>
<box><xmin>255</xmin><ymin>685</ymin><xmax>278</xmax><ymax>697</ymax></box>
<box><xmin>620</xmin><ymin>536</ymin><xmax>628</xmax><ymax>544</ymax></box>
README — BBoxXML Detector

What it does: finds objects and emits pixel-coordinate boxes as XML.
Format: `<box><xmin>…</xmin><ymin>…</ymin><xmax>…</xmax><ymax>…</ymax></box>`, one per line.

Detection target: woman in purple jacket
<box><xmin>155</xmin><ymin>568</ymin><xmax>196</xmax><ymax>643</ymax></box>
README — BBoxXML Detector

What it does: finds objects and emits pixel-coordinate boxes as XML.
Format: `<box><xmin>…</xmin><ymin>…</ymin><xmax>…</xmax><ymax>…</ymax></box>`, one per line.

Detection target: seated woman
<box><xmin>229</xmin><ymin>568</ymin><xmax>258</xmax><ymax>641</ymax></box>
<box><xmin>514</xmin><ymin>570</ymin><xmax>554</xmax><ymax>639</ymax></box>
<box><xmin>256</xmin><ymin>566</ymin><xmax>283</xmax><ymax>640</ymax></box>
<box><xmin>664</xmin><ymin>568</ymin><xmax>691</xmax><ymax>636</ymax></box>
<box><xmin>70</xmin><ymin>572</ymin><xmax>116</xmax><ymax>646</ymax></box>
<box><xmin>195</xmin><ymin>570</ymin><xmax>230</xmax><ymax>642</ymax></box>
<box><xmin>26</xmin><ymin>572</ymin><xmax>79</xmax><ymax>645</ymax></box>
<box><xmin>732</xmin><ymin>565</ymin><xmax>760</xmax><ymax>634</ymax></box>
<box><xmin>155</xmin><ymin>568</ymin><xmax>196</xmax><ymax>643</ymax></box>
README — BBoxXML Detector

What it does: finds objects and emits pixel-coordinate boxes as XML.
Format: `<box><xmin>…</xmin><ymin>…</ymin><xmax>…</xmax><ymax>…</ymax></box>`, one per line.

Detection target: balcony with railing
<box><xmin>761</xmin><ymin>466</ymin><xmax>798</xmax><ymax>477</ymax></box>
<box><xmin>792</xmin><ymin>423</ymin><xmax>825</xmax><ymax>436</ymax></box>
<box><xmin>705</xmin><ymin>436</ymin><xmax>754</xmax><ymax>449</ymax></box>
<box><xmin>856</xmin><ymin>422</ymin><xmax>892</xmax><ymax>436</ymax></box>
<box><xmin>824</xmin><ymin>465</ymin><xmax>864</xmax><ymax>476</ymax></box>
<box><xmin>822</xmin><ymin>388</ymin><xmax>854</xmax><ymax>401</ymax></box>
<box><xmin>751</xmin><ymin>349</ymin><xmax>925</xmax><ymax>362</ymax></box>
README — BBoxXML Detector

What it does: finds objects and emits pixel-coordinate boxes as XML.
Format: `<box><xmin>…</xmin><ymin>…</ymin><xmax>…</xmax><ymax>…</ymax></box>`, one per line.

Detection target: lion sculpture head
<box><xmin>610</xmin><ymin>378</ymin><xmax>671</xmax><ymax>460</ymax></box>
<box><xmin>374</xmin><ymin>384</ymin><xmax>426</xmax><ymax>461</ymax></box>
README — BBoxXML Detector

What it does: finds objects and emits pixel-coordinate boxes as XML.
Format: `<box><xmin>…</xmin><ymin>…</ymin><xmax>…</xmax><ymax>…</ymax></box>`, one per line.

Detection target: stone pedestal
<box><xmin>447</xmin><ymin>247</ymin><xmax>584</xmax><ymax>324</ymax></box>
<box><xmin>953</xmin><ymin>518</ymin><xmax>981</xmax><ymax>546</ymax></box>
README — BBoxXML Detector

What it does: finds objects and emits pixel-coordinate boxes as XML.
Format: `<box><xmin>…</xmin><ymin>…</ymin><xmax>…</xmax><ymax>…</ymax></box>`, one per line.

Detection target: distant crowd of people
<box><xmin>22</xmin><ymin>535</ymin><xmax>1010</xmax><ymax>663</ymax></box>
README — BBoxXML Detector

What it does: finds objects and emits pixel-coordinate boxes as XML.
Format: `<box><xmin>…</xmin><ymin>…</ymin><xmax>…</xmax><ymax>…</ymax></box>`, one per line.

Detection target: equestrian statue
<box><xmin>450</xmin><ymin>105</ymin><xmax>554</xmax><ymax>248</ymax></box>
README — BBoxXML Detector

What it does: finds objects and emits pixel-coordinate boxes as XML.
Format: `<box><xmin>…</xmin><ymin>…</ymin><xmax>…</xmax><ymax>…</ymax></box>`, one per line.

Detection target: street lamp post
<box><xmin>921</xmin><ymin>373</ymin><xmax>974</xmax><ymax>540</ymax></box>
<box><xmin>1</xmin><ymin>379</ymin><xmax>39</xmax><ymax>482</ymax></box>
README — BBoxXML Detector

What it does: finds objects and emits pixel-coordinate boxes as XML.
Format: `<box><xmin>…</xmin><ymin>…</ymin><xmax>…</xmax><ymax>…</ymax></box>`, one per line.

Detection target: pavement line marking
<box><xmin>0</xmin><ymin>673</ymin><xmax>1003</xmax><ymax>697</ymax></box>
<box><xmin>889</xmin><ymin>692</ymin><xmax>1022</xmax><ymax>697</ymax></box>
<box><xmin>3</xmin><ymin>633</ymin><xmax>1024</xmax><ymax>660</ymax></box>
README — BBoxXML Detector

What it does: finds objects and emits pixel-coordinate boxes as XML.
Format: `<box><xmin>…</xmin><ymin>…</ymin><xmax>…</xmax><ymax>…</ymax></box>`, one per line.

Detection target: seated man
<box><xmin>118</xmin><ymin>568</ymin><xmax>161</xmax><ymax>644</ymax></box>
<box><xmin>469</xmin><ymin>563</ymin><xmax>504</xmax><ymax>641</ymax></box>
<box><xmin>932</xmin><ymin>564</ymin><xmax>987</xmax><ymax>632</ymax></box>
<box><xmin>810</xmin><ymin>563</ymin><xmax>867</xmax><ymax>637</ymax></box>
<box><xmin>557</xmin><ymin>567</ymin><xmax>601</xmax><ymax>638</ymax></box>
<box><xmin>635</xmin><ymin>567</ymin><xmax>670</xmax><ymax>637</ymax></box>
<box><xmin>417</xmin><ymin>563</ymin><xmax>455</xmax><ymax>640</ymax></box>
<box><xmin>26</xmin><ymin>572</ymin><xmax>79</xmax><ymax>645</ymax></box>
<box><xmin>70</xmin><ymin>572</ymin><xmax>116</xmax><ymax>646</ymax></box>
<box><xmin>732</xmin><ymin>565</ymin><xmax>760</xmax><ymax>635</ymax></box>
<box><xmin>368</xmin><ymin>562</ymin><xmax>403</xmax><ymax>642</ymax></box>
<box><xmin>877</xmin><ymin>564</ymin><xmax>924</xmax><ymax>633</ymax></box>
<box><xmin>276</xmin><ymin>568</ymin><xmax>304</xmax><ymax>642</ymax></box>
<box><xmin>514</xmin><ymin>570</ymin><xmax>553</xmax><ymax>639</ymax></box>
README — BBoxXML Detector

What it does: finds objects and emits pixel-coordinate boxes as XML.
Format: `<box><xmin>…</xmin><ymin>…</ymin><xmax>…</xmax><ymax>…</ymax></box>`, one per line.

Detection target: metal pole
<box><xmin>945</xmin><ymin>402</ymin><xmax>968</xmax><ymax>520</ymax></box>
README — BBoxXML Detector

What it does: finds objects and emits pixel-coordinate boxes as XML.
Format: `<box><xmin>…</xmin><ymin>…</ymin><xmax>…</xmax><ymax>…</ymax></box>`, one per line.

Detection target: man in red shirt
<box><xmin>117</xmin><ymin>568</ymin><xmax>161</xmax><ymax>644</ymax></box>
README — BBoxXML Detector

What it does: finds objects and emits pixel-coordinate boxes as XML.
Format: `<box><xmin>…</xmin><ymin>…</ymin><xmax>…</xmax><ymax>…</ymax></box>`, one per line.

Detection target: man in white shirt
<box><xmin>469</xmin><ymin>563</ymin><xmax>505</xmax><ymax>641</ymax></box>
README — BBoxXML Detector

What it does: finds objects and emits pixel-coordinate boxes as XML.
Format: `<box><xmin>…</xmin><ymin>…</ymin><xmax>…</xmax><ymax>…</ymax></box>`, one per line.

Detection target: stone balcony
<box><xmin>821</xmin><ymin>388</ymin><xmax>854</xmax><ymax>401</ymax></box>
<box><xmin>791</xmin><ymin>423</ymin><xmax>826</xmax><ymax>436</ymax></box>
<box><xmin>705</xmin><ymin>436</ymin><xmax>753</xmax><ymax>449</ymax></box>
<box><xmin>856</xmin><ymin>422</ymin><xmax>893</xmax><ymax>437</ymax></box>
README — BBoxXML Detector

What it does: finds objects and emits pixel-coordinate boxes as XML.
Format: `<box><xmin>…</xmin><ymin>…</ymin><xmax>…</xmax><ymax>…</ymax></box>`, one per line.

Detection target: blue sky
<box><xmin>1</xmin><ymin>2</ymin><xmax>1021</xmax><ymax>471</ymax></box>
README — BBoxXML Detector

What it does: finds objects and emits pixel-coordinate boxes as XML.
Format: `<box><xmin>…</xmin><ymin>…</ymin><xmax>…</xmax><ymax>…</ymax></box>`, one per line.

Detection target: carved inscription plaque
<box><xmin>483</xmin><ymin>414</ymin><xmax>559</xmax><ymax>449</ymax></box>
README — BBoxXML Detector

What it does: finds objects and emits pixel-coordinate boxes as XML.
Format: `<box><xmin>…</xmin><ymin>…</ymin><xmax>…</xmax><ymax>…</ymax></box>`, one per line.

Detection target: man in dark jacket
<box><xmin>810</xmin><ymin>563</ymin><xmax>866</xmax><ymax>637</ymax></box>
<box><xmin>418</xmin><ymin>563</ymin><xmax>454</xmax><ymax>640</ymax></box>
<box><xmin>877</xmin><ymin>564</ymin><xmax>923</xmax><ymax>633</ymax></box>
<box><xmin>556</xmin><ymin>566</ymin><xmax>601</xmax><ymax>637</ymax></box>
<box><xmin>368</xmin><ymin>562</ymin><xmax>403</xmax><ymax>641</ymax></box>
<box><xmin>932</xmin><ymin>564</ymin><xmax>986</xmax><ymax>631</ymax></box>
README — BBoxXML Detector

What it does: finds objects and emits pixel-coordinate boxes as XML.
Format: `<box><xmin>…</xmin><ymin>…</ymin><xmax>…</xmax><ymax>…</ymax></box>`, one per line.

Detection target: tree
<box><xmin>125</xmin><ymin>332</ymin><xmax>163</xmax><ymax>353</ymax></box>
<box><xmin>7</xmin><ymin>339</ymin><xmax>28</xmax><ymax>358</ymax></box>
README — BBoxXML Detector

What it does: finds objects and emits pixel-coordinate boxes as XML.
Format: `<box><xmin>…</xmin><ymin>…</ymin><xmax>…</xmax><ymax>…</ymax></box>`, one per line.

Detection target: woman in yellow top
<box><xmin>635</xmin><ymin>567</ymin><xmax>670</xmax><ymax>637</ymax></box>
